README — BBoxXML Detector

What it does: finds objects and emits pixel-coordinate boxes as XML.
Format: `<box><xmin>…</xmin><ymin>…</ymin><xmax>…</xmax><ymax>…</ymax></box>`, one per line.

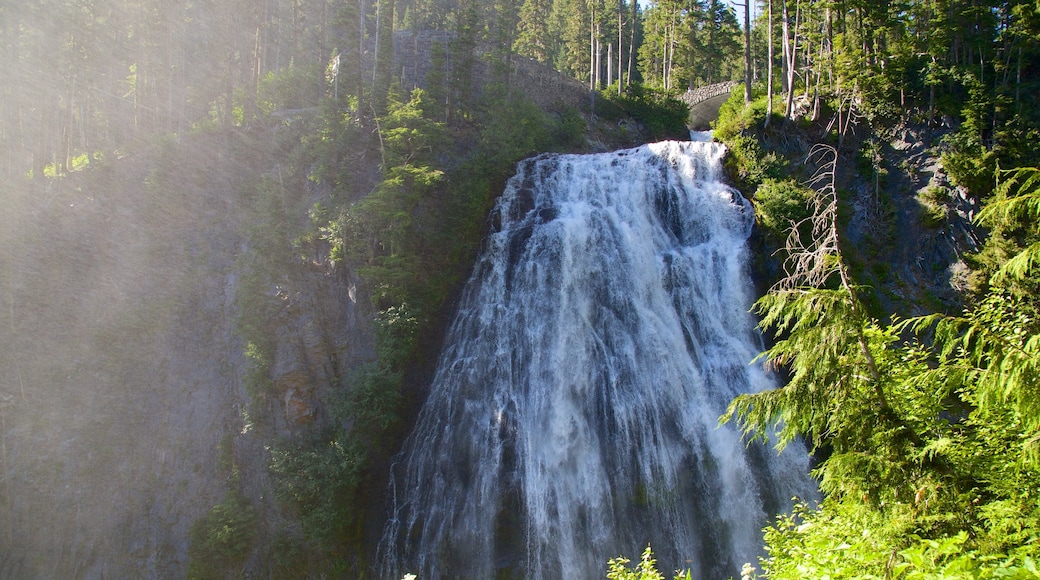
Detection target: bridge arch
<box><xmin>681</xmin><ymin>81</ymin><xmax>740</xmax><ymax>130</ymax></box>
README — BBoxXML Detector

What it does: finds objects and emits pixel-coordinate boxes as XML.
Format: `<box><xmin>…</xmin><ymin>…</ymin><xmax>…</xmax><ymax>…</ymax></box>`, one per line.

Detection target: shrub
<box><xmin>713</xmin><ymin>87</ymin><xmax>770</xmax><ymax>142</ymax></box>
<box><xmin>606</xmin><ymin>545</ymin><xmax>691</xmax><ymax>580</ymax></box>
<box><xmin>724</xmin><ymin>135</ymin><xmax>788</xmax><ymax>191</ymax></box>
<box><xmin>753</xmin><ymin>178</ymin><xmax>814</xmax><ymax>243</ymax></box>
<box><xmin>599</xmin><ymin>84</ymin><xmax>690</xmax><ymax>141</ymax></box>
<box><xmin>269</xmin><ymin>433</ymin><xmax>366</xmax><ymax>549</ymax></box>
<box><xmin>186</xmin><ymin>491</ymin><xmax>257</xmax><ymax>580</ymax></box>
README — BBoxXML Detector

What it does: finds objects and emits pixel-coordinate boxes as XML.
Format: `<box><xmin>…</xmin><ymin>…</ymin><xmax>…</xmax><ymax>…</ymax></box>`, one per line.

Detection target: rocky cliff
<box><xmin>0</xmin><ymin>126</ymin><xmax>373</xmax><ymax>577</ymax></box>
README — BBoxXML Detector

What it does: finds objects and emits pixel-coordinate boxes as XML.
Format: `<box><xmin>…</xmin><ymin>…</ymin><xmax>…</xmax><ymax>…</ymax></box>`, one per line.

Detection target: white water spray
<box><xmin>379</xmin><ymin>141</ymin><xmax>815</xmax><ymax>579</ymax></box>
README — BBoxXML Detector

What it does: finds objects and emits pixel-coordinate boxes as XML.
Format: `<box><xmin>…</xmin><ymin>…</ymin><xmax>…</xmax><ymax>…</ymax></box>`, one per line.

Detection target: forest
<box><xmin>2</xmin><ymin>0</ymin><xmax>1040</xmax><ymax>577</ymax></box>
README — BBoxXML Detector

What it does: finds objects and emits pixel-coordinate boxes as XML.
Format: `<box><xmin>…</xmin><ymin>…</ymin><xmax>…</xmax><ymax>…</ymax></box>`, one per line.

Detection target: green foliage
<box><xmin>553</xmin><ymin>107</ymin><xmax>587</xmax><ymax>150</ymax></box>
<box><xmin>907</xmin><ymin>291</ymin><xmax>1040</xmax><ymax>459</ymax></box>
<box><xmin>265</xmin><ymin>532</ymin><xmax>310</xmax><ymax>578</ymax></box>
<box><xmin>186</xmin><ymin>491</ymin><xmax>257</xmax><ymax>580</ymax></box>
<box><xmin>943</xmin><ymin>139</ymin><xmax>998</xmax><ymax>198</ymax></box>
<box><xmin>334</xmin><ymin>88</ymin><xmax>449</xmax><ymax>312</ymax></box>
<box><xmin>329</xmin><ymin>361</ymin><xmax>403</xmax><ymax>450</ymax></box>
<box><xmin>753</xmin><ymin>178</ymin><xmax>813</xmax><ymax>243</ymax></box>
<box><xmin>373</xmin><ymin>303</ymin><xmax>420</xmax><ymax>371</ymax></box>
<box><xmin>598</xmin><ymin>85</ymin><xmax>691</xmax><ymax>141</ymax></box>
<box><xmin>476</xmin><ymin>86</ymin><xmax>555</xmax><ymax>164</ymax></box>
<box><xmin>243</xmin><ymin>341</ymin><xmax>272</xmax><ymax>408</ymax></box>
<box><xmin>256</xmin><ymin>63</ymin><xmax>323</xmax><ymax>116</ymax></box>
<box><xmin>918</xmin><ymin>187</ymin><xmax>950</xmax><ymax>230</ymax></box>
<box><xmin>755</xmin><ymin>500</ymin><xmax>1040</xmax><ymax>580</ymax></box>
<box><xmin>941</xmin><ymin>73</ymin><xmax>1001</xmax><ymax>197</ymax></box>
<box><xmin>713</xmin><ymin>91</ymin><xmax>787</xmax><ymax>190</ymax></box>
<box><xmin>724</xmin><ymin>146</ymin><xmax>1040</xmax><ymax>578</ymax></box>
<box><xmin>269</xmin><ymin>433</ymin><xmax>366</xmax><ymax>549</ymax></box>
<box><xmin>723</xmin><ymin>134</ymin><xmax>788</xmax><ymax>191</ymax></box>
<box><xmin>380</xmin><ymin>87</ymin><xmax>450</xmax><ymax>168</ymax></box>
<box><xmin>606</xmin><ymin>545</ymin><xmax>691</xmax><ymax>580</ymax></box>
<box><xmin>977</xmin><ymin>168</ymin><xmax>1040</xmax><ymax>285</ymax></box>
<box><xmin>755</xmin><ymin>500</ymin><xmax>895</xmax><ymax>579</ymax></box>
<box><xmin>714</xmin><ymin>89</ymin><xmax>771</xmax><ymax>142</ymax></box>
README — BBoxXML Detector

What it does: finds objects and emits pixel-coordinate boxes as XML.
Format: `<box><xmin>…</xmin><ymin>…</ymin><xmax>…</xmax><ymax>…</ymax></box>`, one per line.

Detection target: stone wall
<box><xmin>680</xmin><ymin>80</ymin><xmax>739</xmax><ymax>108</ymax></box>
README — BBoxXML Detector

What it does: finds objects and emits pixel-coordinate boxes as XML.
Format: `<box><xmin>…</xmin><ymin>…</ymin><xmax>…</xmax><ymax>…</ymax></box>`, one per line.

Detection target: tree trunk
<box><xmin>784</xmin><ymin>0</ymin><xmax>800</xmax><ymax>120</ymax></box>
<box><xmin>589</xmin><ymin>3</ymin><xmax>596</xmax><ymax>91</ymax></box>
<box><xmin>766</xmin><ymin>0</ymin><xmax>773</xmax><ymax>127</ymax></box>
<box><xmin>744</xmin><ymin>0</ymin><xmax>752</xmax><ymax>105</ymax></box>
<box><xmin>611</xmin><ymin>2</ymin><xmax>619</xmax><ymax>95</ymax></box>
<box><xmin>781</xmin><ymin>0</ymin><xmax>790</xmax><ymax>94</ymax></box>
<box><xmin>1016</xmin><ymin>46</ymin><xmax>1022</xmax><ymax>112</ymax></box>
<box><xmin>626</xmin><ymin>0</ymin><xmax>635</xmax><ymax>91</ymax></box>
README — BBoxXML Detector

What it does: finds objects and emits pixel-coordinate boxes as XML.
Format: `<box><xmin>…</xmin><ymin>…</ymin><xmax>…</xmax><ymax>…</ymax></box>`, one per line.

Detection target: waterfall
<box><xmin>379</xmin><ymin>141</ymin><xmax>816</xmax><ymax>579</ymax></box>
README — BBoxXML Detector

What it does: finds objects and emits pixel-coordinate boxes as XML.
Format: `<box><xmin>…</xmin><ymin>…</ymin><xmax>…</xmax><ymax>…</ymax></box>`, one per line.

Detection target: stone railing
<box><xmin>679</xmin><ymin>81</ymin><xmax>740</xmax><ymax>108</ymax></box>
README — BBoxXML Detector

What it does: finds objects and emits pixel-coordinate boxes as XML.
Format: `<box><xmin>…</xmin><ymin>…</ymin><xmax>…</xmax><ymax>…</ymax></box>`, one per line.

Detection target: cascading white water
<box><xmin>379</xmin><ymin>140</ymin><xmax>816</xmax><ymax>579</ymax></box>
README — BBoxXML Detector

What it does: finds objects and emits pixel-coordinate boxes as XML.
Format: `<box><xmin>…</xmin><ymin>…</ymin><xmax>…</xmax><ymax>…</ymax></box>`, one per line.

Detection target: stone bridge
<box><xmin>681</xmin><ymin>80</ymin><xmax>740</xmax><ymax>130</ymax></box>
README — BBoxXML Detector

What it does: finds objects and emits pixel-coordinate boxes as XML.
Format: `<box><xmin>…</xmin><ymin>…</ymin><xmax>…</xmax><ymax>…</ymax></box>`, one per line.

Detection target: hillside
<box><xmin>0</xmin><ymin>47</ymin><xmax>682</xmax><ymax>575</ymax></box>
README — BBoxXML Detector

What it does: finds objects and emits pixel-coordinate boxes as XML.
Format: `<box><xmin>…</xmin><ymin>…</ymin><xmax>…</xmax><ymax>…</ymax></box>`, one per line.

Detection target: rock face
<box><xmin>0</xmin><ymin>129</ymin><xmax>373</xmax><ymax>578</ymax></box>
<box><xmin>844</xmin><ymin>121</ymin><xmax>980</xmax><ymax>314</ymax></box>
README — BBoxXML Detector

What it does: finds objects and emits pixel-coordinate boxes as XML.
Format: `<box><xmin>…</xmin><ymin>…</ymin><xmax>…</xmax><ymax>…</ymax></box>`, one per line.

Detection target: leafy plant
<box><xmin>753</xmin><ymin>178</ymin><xmax>814</xmax><ymax>244</ymax></box>
<box><xmin>606</xmin><ymin>545</ymin><xmax>691</xmax><ymax>580</ymax></box>
<box><xmin>269</xmin><ymin>433</ymin><xmax>366</xmax><ymax>549</ymax></box>
<box><xmin>186</xmin><ymin>491</ymin><xmax>257</xmax><ymax>580</ymax></box>
<box><xmin>598</xmin><ymin>85</ymin><xmax>690</xmax><ymax>141</ymax></box>
<box><xmin>722</xmin><ymin>146</ymin><xmax>1040</xmax><ymax>578</ymax></box>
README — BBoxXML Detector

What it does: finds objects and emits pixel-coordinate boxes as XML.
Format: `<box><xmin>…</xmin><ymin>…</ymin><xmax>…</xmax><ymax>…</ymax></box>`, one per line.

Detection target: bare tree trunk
<box><xmin>668</xmin><ymin>8</ymin><xmax>677</xmax><ymax>89</ymax></box>
<box><xmin>1</xmin><ymin>403</ymin><xmax>12</xmax><ymax>547</ymax></box>
<box><xmin>766</xmin><ymin>0</ymin><xmax>773</xmax><ymax>127</ymax></box>
<box><xmin>359</xmin><ymin>0</ymin><xmax>366</xmax><ymax>117</ymax></box>
<box><xmin>744</xmin><ymin>0</ymin><xmax>752</xmax><ymax>104</ymax></box>
<box><xmin>784</xmin><ymin>0</ymin><xmax>801</xmax><ymax>120</ymax></box>
<box><xmin>1016</xmin><ymin>46</ymin><xmax>1022</xmax><ymax>112</ymax></box>
<box><xmin>596</xmin><ymin>27</ymin><xmax>601</xmax><ymax>89</ymax></box>
<box><xmin>590</xmin><ymin>4</ymin><xmax>596</xmax><ymax>91</ymax></box>
<box><xmin>611</xmin><ymin>0</ymin><xmax>619</xmax><ymax>95</ymax></box>
<box><xmin>225</xmin><ymin>52</ymin><xmax>235</xmax><ymax>128</ymax></box>
<box><xmin>373</xmin><ymin>0</ymin><xmax>381</xmax><ymax>84</ymax></box>
<box><xmin>781</xmin><ymin>0</ymin><xmax>790</xmax><ymax>94</ymax></box>
<box><xmin>626</xmin><ymin>0</ymin><xmax>636</xmax><ymax>90</ymax></box>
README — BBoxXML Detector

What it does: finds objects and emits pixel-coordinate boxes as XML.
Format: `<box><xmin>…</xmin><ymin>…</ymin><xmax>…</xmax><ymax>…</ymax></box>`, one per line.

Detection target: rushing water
<box><xmin>379</xmin><ymin>140</ymin><xmax>815</xmax><ymax>579</ymax></box>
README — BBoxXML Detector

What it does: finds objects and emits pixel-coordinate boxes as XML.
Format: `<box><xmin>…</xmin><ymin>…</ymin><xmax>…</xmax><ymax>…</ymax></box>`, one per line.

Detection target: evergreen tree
<box><xmin>511</xmin><ymin>0</ymin><xmax>553</xmax><ymax>63</ymax></box>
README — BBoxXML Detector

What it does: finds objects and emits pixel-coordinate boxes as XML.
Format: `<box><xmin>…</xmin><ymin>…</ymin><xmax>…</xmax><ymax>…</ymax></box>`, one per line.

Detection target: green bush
<box><xmin>269</xmin><ymin>433</ymin><xmax>366</xmax><ymax>549</ymax></box>
<box><xmin>329</xmin><ymin>361</ymin><xmax>403</xmax><ymax>449</ymax></box>
<box><xmin>713</xmin><ymin>88</ymin><xmax>770</xmax><ymax>142</ymax></box>
<box><xmin>599</xmin><ymin>84</ymin><xmax>690</xmax><ymax>140</ymax></box>
<box><xmin>257</xmin><ymin>63</ymin><xmax>323</xmax><ymax>116</ymax></box>
<box><xmin>724</xmin><ymin>134</ymin><xmax>788</xmax><ymax>191</ymax></box>
<box><xmin>753</xmin><ymin>178</ymin><xmax>814</xmax><ymax>243</ymax></box>
<box><xmin>606</xmin><ymin>545</ymin><xmax>691</xmax><ymax>580</ymax></box>
<box><xmin>711</xmin><ymin>90</ymin><xmax>787</xmax><ymax>191</ymax></box>
<box><xmin>554</xmin><ymin>107</ymin><xmax>587</xmax><ymax>149</ymax></box>
<box><xmin>186</xmin><ymin>491</ymin><xmax>257</xmax><ymax>580</ymax></box>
